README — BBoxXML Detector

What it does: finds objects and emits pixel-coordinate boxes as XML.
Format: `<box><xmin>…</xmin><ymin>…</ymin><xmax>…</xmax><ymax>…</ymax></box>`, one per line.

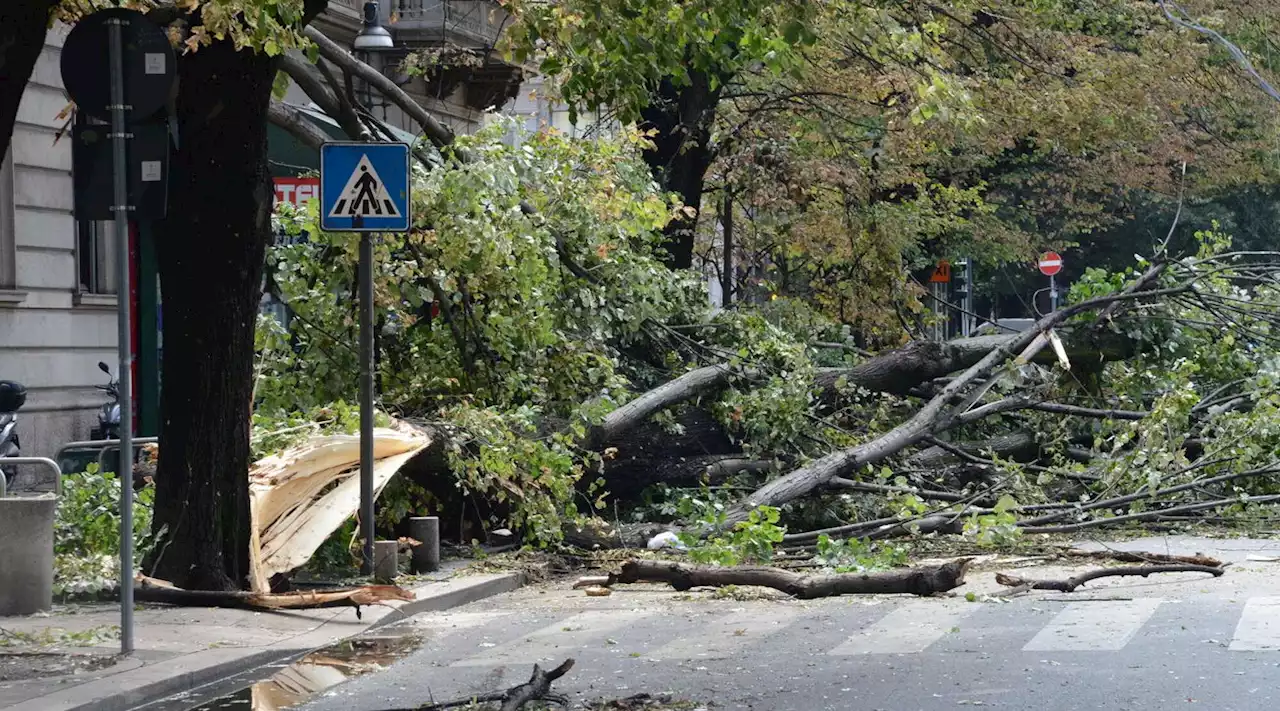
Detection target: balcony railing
<box><xmin>391</xmin><ymin>0</ymin><xmax>509</xmax><ymax>44</ymax></box>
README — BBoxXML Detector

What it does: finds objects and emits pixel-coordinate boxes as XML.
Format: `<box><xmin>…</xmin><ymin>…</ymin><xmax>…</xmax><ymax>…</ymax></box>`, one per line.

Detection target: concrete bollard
<box><xmin>0</xmin><ymin>496</ymin><xmax>57</xmax><ymax>616</ymax></box>
<box><xmin>409</xmin><ymin>516</ymin><xmax>440</xmax><ymax>573</ymax></box>
<box><xmin>374</xmin><ymin>540</ymin><xmax>399</xmax><ymax>583</ymax></box>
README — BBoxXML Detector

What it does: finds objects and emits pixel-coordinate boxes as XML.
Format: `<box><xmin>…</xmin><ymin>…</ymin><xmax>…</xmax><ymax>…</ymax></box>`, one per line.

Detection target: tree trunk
<box><xmin>146</xmin><ymin>40</ymin><xmax>278</xmax><ymax>591</ymax></box>
<box><xmin>609</xmin><ymin>558</ymin><xmax>973</xmax><ymax>598</ymax></box>
<box><xmin>816</xmin><ymin>330</ymin><xmax>1136</xmax><ymax>399</ymax></box>
<box><xmin>640</xmin><ymin>71</ymin><xmax>721</xmax><ymax>270</ymax></box>
<box><xmin>0</xmin><ymin>1</ymin><xmax>56</xmax><ymax>161</ymax></box>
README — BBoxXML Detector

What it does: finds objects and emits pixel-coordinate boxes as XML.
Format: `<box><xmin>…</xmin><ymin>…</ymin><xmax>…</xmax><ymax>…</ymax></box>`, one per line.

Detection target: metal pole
<box><xmin>107</xmin><ymin>16</ymin><xmax>135</xmax><ymax>655</ymax></box>
<box><xmin>359</xmin><ymin>231</ymin><xmax>375</xmax><ymax>575</ymax></box>
<box><xmin>1050</xmin><ymin>274</ymin><xmax>1059</xmax><ymax>312</ymax></box>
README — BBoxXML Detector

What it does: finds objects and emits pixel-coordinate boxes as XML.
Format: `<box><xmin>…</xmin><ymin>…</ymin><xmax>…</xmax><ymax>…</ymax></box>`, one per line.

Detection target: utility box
<box><xmin>0</xmin><ymin>495</ymin><xmax>57</xmax><ymax>616</ymax></box>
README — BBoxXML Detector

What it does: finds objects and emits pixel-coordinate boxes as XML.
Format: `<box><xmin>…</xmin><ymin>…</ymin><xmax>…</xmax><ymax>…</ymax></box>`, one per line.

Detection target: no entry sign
<box><xmin>1038</xmin><ymin>251</ymin><xmax>1063</xmax><ymax>276</ymax></box>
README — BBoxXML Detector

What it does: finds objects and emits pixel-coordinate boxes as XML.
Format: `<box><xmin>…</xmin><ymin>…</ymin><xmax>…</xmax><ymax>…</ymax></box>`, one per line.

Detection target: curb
<box><xmin>8</xmin><ymin>571</ymin><xmax>525</xmax><ymax>711</ymax></box>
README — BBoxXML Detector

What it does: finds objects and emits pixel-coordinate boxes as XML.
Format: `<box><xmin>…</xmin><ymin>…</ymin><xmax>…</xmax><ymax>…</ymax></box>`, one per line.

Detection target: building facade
<box><xmin>1</xmin><ymin>24</ymin><xmax>121</xmax><ymax>459</ymax></box>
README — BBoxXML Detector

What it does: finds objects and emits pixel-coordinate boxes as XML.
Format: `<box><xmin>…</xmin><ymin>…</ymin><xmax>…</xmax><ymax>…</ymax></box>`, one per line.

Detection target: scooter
<box><xmin>91</xmin><ymin>362</ymin><xmax>120</xmax><ymax>442</ymax></box>
<box><xmin>0</xmin><ymin>380</ymin><xmax>27</xmax><ymax>484</ymax></box>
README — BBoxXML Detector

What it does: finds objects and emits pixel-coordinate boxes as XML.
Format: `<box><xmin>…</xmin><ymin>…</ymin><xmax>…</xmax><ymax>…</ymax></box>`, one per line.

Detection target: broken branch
<box><xmin>994</xmin><ymin>564</ymin><xmax>1223</xmax><ymax>593</ymax></box>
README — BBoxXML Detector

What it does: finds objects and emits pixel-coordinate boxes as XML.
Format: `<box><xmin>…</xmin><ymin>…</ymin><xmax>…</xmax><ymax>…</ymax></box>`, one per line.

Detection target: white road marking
<box><xmin>452</xmin><ymin>609</ymin><xmax>654</xmax><ymax>666</ymax></box>
<box><xmin>828</xmin><ymin>601</ymin><xmax>974</xmax><ymax>655</ymax></box>
<box><xmin>1023</xmin><ymin>599</ymin><xmax>1162</xmax><ymax>651</ymax></box>
<box><xmin>648</xmin><ymin>607</ymin><xmax>803</xmax><ymax>660</ymax></box>
<box><xmin>1231</xmin><ymin>597</ymin><xmax>1280</xmax><ymax>651</ymax></box>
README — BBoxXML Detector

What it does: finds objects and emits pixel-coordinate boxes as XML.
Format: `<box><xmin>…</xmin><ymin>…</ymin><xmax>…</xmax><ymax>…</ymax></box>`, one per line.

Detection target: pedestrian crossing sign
<box><xmin>320</xmin><ymin>142</ymin><xmax>411</xmax><ymax>232</ymax></box>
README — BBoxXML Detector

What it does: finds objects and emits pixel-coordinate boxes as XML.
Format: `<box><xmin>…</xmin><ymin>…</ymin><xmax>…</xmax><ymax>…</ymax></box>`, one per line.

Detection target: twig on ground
<box><xmin>399</xmin><ymin>659</ymin><xmax>576</xmax><ymax>710</ymax></box>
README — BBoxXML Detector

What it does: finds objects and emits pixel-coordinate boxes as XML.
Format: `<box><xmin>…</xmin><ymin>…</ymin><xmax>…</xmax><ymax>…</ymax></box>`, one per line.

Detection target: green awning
<box><xmin>267</xmin><ymin>102</ymin><xmax>425</xmax><ymax>178</ymax></box>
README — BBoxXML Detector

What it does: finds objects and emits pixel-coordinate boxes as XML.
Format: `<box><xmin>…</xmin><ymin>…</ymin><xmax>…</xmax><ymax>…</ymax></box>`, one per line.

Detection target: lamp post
<box><xmin>353</xmin><ymin>2</ymin><xmax>394</xmax><ymax>121</ymax></box>
<box><xmin>352</xmin><ymin>1</ymin><xmax>393</xmax><ymax>576</ymax></box>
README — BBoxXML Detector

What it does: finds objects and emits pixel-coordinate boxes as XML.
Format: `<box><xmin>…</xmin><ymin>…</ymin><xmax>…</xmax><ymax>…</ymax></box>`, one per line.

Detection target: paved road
<box><xmin>297</xmin><ymin>566</ymin><xmax>1280</xmax><ymax>711</ymax></box>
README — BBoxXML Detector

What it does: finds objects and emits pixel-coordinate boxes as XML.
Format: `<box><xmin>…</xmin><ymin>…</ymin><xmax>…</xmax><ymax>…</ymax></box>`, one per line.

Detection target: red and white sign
<box><xmin>274</xmin><ymin>177</ymin><xmax>320</xmax><ymax>208</ymax></box>
<box><xmin>1038</xmin><ymin>251</ymin><xmax>1063</xmax><ymax>276</ymax></box>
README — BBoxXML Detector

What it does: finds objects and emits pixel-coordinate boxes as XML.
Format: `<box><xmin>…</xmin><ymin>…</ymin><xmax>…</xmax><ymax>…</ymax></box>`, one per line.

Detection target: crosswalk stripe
<box><xmin>1022</xmin><ymin>599</ymin><xmax>1162</xmax><ymax>651</ymax></box>
<box><xmin>1230</xmin><ymin>597</ymin><xmax>1280</xmax><ymax>651</ymax></box>
<box><xmin>647</xmin><ymin>607</ymin><xmax>803</xmax><ymax>660</ymax></box>
<box><xmin>451</xmin><ymin>609</ymin><xmax>654</xmax><ymax>666</ymax></box>
<box><xmin>828</xmin><ymin>600</ymin><xmax>974</xmax><ymax>655</ymax></box>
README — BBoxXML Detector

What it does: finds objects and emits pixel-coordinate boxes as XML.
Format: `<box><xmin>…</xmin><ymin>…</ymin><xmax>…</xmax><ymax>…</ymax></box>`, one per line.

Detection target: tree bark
<box><xmin>609</xmin><ymin>558</ymin><xmax>973</xmax><ymax>598</ymax></box>
<box><xmin>640</xmin><ymin>71</ymin><xmax>721</xmax><ymax>270</ymax></box>
<box><xmin>586</xmin><ymin>364</ymin><xmax>733</xmax><ymax>449</ymax></box>
<box><xmin>0</xmin><ymin>1</ymin><xmax>57</xmax><ymax>161</ymax></box>
<box><xmin>146</xmin><ymin>39</ymin><xmax>279</xmax><ymax>591</ymax></box>
<box><xmin>816</xmin><ymin>330</ymin><xmax>1136</xmax><ymax>399</ymax></box>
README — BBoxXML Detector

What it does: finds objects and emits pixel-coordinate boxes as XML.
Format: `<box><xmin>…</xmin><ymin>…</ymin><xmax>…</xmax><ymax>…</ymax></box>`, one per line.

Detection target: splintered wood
<box><xmin>247</xmin><ymin>423</ymin><xmax>431</xmax><ymax>592</ymax></box>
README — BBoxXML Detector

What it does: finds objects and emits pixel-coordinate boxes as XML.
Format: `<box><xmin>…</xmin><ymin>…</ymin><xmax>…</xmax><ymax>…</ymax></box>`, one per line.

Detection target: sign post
<box><xmin>1038</xmin><ymin>251</ymin><xmax>1064</xmax><ymax>311</ymax></box>
<box><xmin>320</xmin><ymin>142</ymin><xmax>411</xmax><ymax>575</ymax></box>
<box><xmin>61</xmin><ymin>8</ymin><xmax>175</xmax><ymax>656</ymax></box>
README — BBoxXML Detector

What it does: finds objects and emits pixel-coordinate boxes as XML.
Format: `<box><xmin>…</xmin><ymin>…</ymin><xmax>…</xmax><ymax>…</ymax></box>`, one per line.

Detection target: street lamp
<box><xmin>353</xmin><ymin>1</ymin><xmax>394</xmax><ymax>121</ymax></box>
<box><xmin>353</xmin><ymin>1</ymin><xmax>394</xmax><ymax>52</ymax></box>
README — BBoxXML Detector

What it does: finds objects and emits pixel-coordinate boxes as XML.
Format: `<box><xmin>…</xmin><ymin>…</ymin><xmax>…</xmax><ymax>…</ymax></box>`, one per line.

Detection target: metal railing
<box><xmin>393</xmin><ymin>0</ymin><xmax>508</xmax><ymax>39</ymax></box>
<box><xmin>55</xmin><ymin>437</ymin><xmax>159</xmax><ymax>475</ymax></box>
<box><xmin>0</xmin><ymin>457</ymin><xmax>62</xmax><ymax>498</ymax></box>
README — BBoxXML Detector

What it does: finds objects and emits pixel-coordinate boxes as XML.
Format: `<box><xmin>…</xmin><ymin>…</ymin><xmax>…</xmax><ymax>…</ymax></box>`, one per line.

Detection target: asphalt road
<box><xmin>295</xmin><ymin>544</ymin><xmax>1280</xmax><ymax>711</ymax></box>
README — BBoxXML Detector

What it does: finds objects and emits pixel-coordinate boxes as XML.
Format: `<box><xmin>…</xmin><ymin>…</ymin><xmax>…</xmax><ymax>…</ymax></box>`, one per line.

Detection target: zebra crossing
<box><xmin>411</xmin><ymin>595</ymin><xmax>1280</xmax><ymax>667</ymax></box>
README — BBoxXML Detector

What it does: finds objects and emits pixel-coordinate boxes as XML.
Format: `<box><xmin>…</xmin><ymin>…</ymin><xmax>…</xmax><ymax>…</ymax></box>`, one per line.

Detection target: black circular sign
<box><xmin>60</xmin><ymin>8</ymin><xmax>177</xmax><ymax>123</ymax></box>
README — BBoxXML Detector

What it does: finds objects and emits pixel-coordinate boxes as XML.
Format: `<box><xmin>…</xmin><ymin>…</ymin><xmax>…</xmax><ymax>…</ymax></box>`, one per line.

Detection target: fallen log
<box><xmin>994</xmin><ymin>564</ymin><xmax>1223</xmax><ymax>593</ymax></box>
<box><xmin>400</xmin><ymin>659</ymin><xmax>576</xmax><ymax>711</ymax></box>
<box><xmin>136</xmin><ymin>575</ymin><xmax>414</xmax><ymax>618</ymax></box>
<box><xmin>604</xmin><ymin>558</ymin><xmax>972</xmax><ymax>598</ymax></box>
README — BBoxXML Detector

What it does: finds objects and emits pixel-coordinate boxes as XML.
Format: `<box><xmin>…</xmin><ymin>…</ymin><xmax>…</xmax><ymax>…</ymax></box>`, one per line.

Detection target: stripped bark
<box><xmin>606</xmin><ymin>558</ymin><xmax>973</xmax><ymax>598</ymax></box>
<box><xmin>994</xmin><ymin>564</ymin><xmax>1223</xmax><ymax>593</ymax></box>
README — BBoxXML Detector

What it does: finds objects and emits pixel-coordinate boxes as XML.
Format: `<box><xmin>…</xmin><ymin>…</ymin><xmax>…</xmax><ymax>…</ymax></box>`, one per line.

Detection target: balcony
<box><xmin>388</xmin><ymin>0</ymin><xmax>510</xmax><ymax>47</ymax></box>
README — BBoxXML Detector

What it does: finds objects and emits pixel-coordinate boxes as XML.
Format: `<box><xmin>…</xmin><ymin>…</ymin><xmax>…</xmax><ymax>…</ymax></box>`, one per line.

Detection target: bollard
<box><xmin>0</xmin><ymin>496</ymin><xmax>57</xmax><ymax>616</ymax></box>
<box><xmin>409</xmin><ymin>516</ymin><xmax>440</xmax><ymax>573</ymax></box>
<box><xmin>374</xmin><ymin>540</ymin><xmax>399</xmax><ymax>583</ymax></box>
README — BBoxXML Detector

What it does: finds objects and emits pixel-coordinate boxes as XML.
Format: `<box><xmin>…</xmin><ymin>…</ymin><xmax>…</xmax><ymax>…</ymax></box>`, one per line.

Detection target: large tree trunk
<box><xmin>0</xmin><ymin>1</ymin><xmax>56</xmax><ymax>160</ymax></box>
<box><xmin>816</xmin><ymin>330</ymin><xmax>1136</xmax><ymax>399</ymax></box>
<box><xmin>146</xmin><ymin>40</ymin><xmax>278</xmax><ymax>591</ymax></box>
<box><xmin>640</xmin><ymin>71</ymin><xmax>721</xmax><ymax>270</ymax></box>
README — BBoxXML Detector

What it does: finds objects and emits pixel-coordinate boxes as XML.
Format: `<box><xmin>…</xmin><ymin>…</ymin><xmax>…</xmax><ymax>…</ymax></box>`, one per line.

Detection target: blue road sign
<box><xmin>320</xmin><ymin>142</ymin><xmax>411</xmax><ymax>232</ymax></box>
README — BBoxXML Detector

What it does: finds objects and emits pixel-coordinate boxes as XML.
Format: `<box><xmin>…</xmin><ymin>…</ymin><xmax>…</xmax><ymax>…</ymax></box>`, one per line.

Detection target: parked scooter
<box><xmin>0</xmin><ymin>380</ymin><xmax>28</xmax><ymax>483</ymax></box>
<box><xmin>91</xmin><ymin>362</ymin><xmax>120</xmax><ymax>442</ymax></box>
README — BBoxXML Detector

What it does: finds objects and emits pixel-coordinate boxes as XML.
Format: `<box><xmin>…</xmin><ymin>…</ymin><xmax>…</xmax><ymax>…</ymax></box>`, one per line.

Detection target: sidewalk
<box><xmin>0</xmin><ymin>563</ymin><xmax>524</xmax><ymax>711</ymax></box>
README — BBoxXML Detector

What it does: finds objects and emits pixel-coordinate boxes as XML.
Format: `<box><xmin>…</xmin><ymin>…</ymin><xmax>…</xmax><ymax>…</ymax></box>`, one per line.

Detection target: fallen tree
<box><xmin>249</xmin><ymin>18</ymin><xmax>1280</xmax><ymax>582</ymax></box>
<box><xmin>602</xmin><ymin>558</ymin><xmax>973</xmax><ymax>598</ymax></box>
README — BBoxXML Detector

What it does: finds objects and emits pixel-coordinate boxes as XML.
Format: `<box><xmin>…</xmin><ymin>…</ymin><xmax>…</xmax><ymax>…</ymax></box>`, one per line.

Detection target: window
<box><xmin>0</xmin><ymin>148</ymin><xmax>14</xmax><ymax>292</ymax></box>
<box><xmin>77</xmin><ymin>219</ymin><xmax>118</xmax><ymax>295</ymax></box>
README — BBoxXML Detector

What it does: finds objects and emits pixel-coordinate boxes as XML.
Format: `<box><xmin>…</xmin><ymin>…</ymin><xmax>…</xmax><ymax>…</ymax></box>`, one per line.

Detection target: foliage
<box><xmin>811</xmin><ymin>534</ymin><xmax>908</xmax><ymax>572</ymax></box>
<box><xmin>53</xmin><ymin>467</ymin><xmax>157</xmax><ymax>597</ymax></box>
<box><xmin>257</xmin><ymin>122</ymin><xmax>707</xmax><ymax>543</ymax></box>
<box><xmin>675</xmin><ymin>501</ymin><xmax>785</xmax><ymax>566</ymax></box>
<box><xmin>504</xmin><ymin>0</ymin><xmax>816</xmax><ymax>124</ymax></box>
<box><xmin>56</xmin><ymin>1</ymin><xmax>316</xmax><ymax>57</ymax></box>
